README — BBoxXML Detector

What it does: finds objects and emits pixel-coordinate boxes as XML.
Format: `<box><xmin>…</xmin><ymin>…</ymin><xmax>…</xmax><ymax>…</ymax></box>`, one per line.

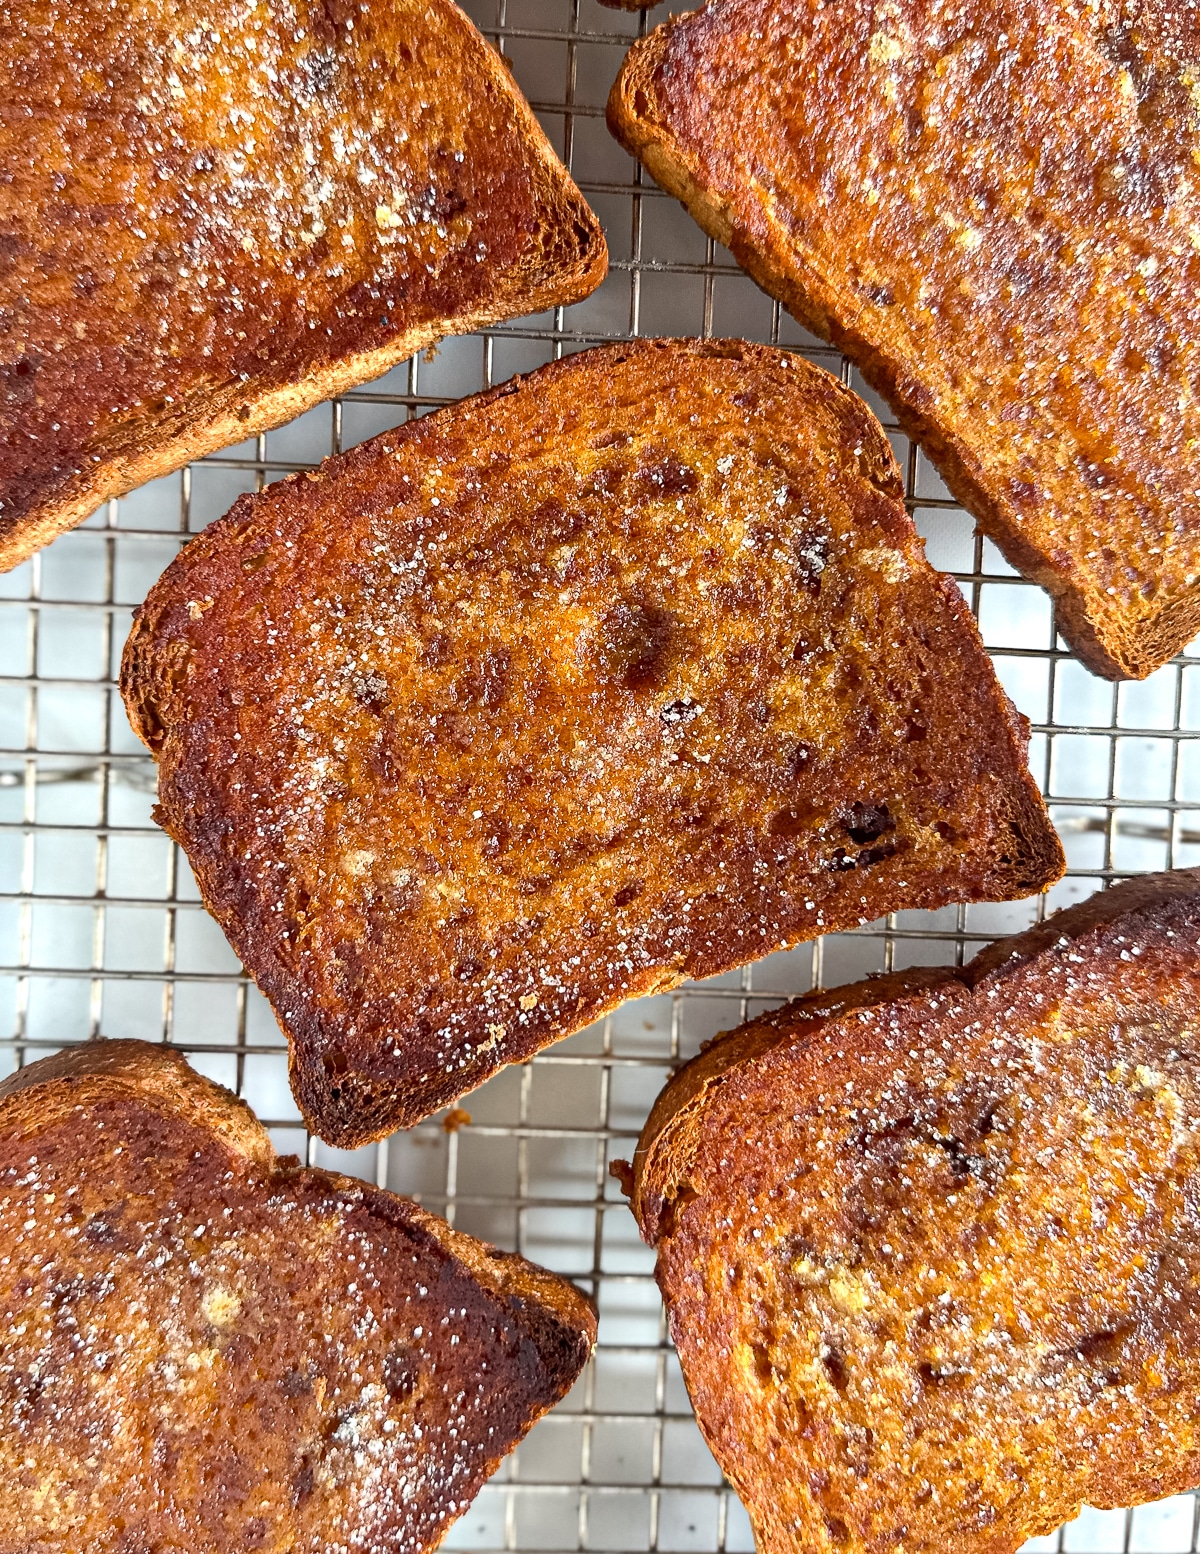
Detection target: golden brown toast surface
<box><xmin>0</xmin><ymin>0</ymin><xmax>605</xmax><ymax>569</ymax></box>
<box><xmin>0</xmin><ymin>1039</ymin><xmax>595</xmax><ymax>1553</ymax></box>
<box><xmin>626</xmin><ymin>870</ymin><xmax>1200</xmax><ymax>1554</ymax></box>
<box><xmin>121</xmin><ymin>338</ymin><xmax>1062</xmax><ymax>1145</ymax></box>
<box><xmin>609</xmin><ymin>0</ymin><xmax>1200</xmax><ymax>678</ymax></box>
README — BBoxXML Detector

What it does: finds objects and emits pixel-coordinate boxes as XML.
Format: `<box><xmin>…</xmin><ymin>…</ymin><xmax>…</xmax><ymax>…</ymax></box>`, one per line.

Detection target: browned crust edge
<box><xmin>0</xmin><ymin>1038</ymin><xmax>597</xmax><ymax>1371</ymax></box>
<box><xmin>623</xmin><ymin>966</ymin><xmax>961</xmax><ymax>1240</ymax></box>
<box><xmin>625</xmin><ymin>867</ymin><xmax>1200</xmax><ymax>1240</ymax></box>
<box><xmin>397</xmin><ymin>1196</ymin><xmax>598</xmax><ymax>1358</ymax></box>
<box><xmin>606</xmin><ymin>25</ymin><xmax>1198</xmax><ymax>681</ymax></box>
<box><xmin>0</xmin><ymin>1037</ymin><xmax>277</xmax><ymax>1167</ymax></box>
<box><xmin>0</xmin><ymin>24</ymin><xmax>607</xmax><ymax>574</ymax></box>
<box><xmin>960</xmin><ymin>866</ymin><xmax>1200</xmax><ymax>983</ymax></box>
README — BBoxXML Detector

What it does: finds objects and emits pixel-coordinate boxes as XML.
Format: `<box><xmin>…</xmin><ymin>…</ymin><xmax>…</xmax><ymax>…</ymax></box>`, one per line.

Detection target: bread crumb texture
<box><xmin>638</xmin><ymin>876</ymin><xmax>1200</xmax><ymax>1554</ymax></box>
<box><xmin>610</xmin><ymin>0</ymin><xmax>1200</xmax><ymax>676</ymax></box>
<box><xmin>121</xmin><ymin>339</ymin><xmax>1060</xmax><ymax>1144</ymax></box>
<box><xmin>0</xmin><ymin>1053</ymin><xmax>591</xmax><ymax>1551</ymax></box>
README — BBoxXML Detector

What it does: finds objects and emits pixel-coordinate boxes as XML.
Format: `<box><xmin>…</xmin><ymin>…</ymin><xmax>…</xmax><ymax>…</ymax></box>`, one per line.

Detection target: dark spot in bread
<box><xmin>291</xmin><ymin>1459</ymin><xmax>315</xmax><ymax>1507</ymax></box>
<box><xmin>354</xmin><ymin>671</ymin><xmax>389</xmax><ymax>714</ymax></box>
<box><xmin>857</xmin><ymin>840</ymin><xmax>903</xmax><ymax>868</ymax></box>
<box><xmin>11</xmin><ymin>1371</ymin><xmax>44</xmax><ymax>1422</ymax></box>
<box><xmin>528</xmin><ymin>495</ymin><xmax>581</xmax><ymax>548</ymax></box>
<box><xmin>1072</xmin><ymin>1324</ymin><xmax>1134</xmax><ymax>1384</ymax></box>
<box><xmin>770</xmin><ymin>805</ymin><xmax>817</xmax><ymax>838</ymax></box>
<box><xmin>383</xmin><ymin>1345</ymin><xmax>420</xmax><ymax>1401</ymax></box>
<box><xmin>585</xmin><ymin>462</ymin><xmax>628</xmax><ymax>499</ymax></box>
<box><xmin>792</xmin><ymin>529</ymin><xmax>829</xmax><ymax>592</ymax></box>
<box><xmin>453</xmin><ymin>649</ymin><xmax>510</xmax><ymax>710</ymax></box>
<box><xmin>596</xmin><ymin>601</ymin><xmax>677</xmax><ymax>690</ymax></box>
<box><xmin>302</xmin><ymin>43</ymin><xmax>338</xmax><ymax>93</ymax></box>
<box><xmin>1007</xmin><ymin>477</ymin><xmax>1038</xmax><ymax>507</ymax></box>
<box><xmin>821</xmin><ymin>1345</ymin><xmax>849</xmax><ymax>1392</ymax></box>
<box><xmin>592</xmin><ymin>429</ymin><xmax>632</xmax><ymax>450</ymax></box>
<box><xmin>842</xmin><ymin>802</ymin><xmax>895</xmax><ymax>845</ymax></box>
<box><xmin>82</xmin><ymin>1210</ymin><xmax>124</xmax><ymax>1248</ymax></box>
<box><xmin>637</xmin><ymin>450</ymin><xmax>698</xmax><ymax>498</ymax></box>
<box><xmin>422</xmin><ymin>633</ymin><xmax>452</xmax><ymax>668</ymax></box>
<box><xmin>277</xmin><ymin>1368</ymin><xmax>312</xmax><ymax>1398</ymax></box>
<box><xmin>434</xmin><ymin>187</ymin><xmax>468</xmax><ymax>222</ymax></box>
<box><xmin>660</xmin><ymin>697</ymin><xmax>700</xmax><ymax>726</ymax></box>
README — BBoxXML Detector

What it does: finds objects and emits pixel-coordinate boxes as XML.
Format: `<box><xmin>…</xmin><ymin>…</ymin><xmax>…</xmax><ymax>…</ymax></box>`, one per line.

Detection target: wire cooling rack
<box><xmin>4</xmin><ymin>2</ymin><xmax>1200</xmax><ymax>1549</ymax></box>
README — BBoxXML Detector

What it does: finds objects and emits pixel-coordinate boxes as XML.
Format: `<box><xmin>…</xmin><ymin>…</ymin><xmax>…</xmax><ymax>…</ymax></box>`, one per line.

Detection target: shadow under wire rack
<box><xmin>3</xmin><ymin>3</ymin><xmax>1200</xmax><ymax>1550</ymax></box>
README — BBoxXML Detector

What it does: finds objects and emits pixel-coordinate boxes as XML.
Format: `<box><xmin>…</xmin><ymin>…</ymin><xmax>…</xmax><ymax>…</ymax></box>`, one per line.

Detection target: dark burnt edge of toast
<box><xmin>621</xmin><ymin>868</ymin><xmax>1200</xmax><ymax>1244</ymax></box>
<box><xmin>0</xmin><ymin>1039</ymin><xmax>596</xmax><ymax>1549</ymax></box>
<box><xmin>605</xmin><ymin>25</ymin><xmax>1197</xmax><ymax>681</ymax></box>
<box><xmin>120</xmin><ymin>337</ymin><xmax>1063</xmax><ymax>1147</ymax></box>
<box><xmin>0</xmin><ymin>2</ymin><xmax>607</xmax><ymax>573</ymax></box>
<box><xmin>0</xmin><ymin>278</ymin><xmax>605</xmax><ymax>576</ymax></box>
<box><xmin>0</xmin><ymin>1037</ymin><xmax>597</xmax><ymax>1425</ymax></box>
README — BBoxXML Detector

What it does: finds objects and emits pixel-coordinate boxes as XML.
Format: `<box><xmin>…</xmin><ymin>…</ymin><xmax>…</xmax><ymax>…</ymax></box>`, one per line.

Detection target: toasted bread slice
<box><xmin>121</xmin><ymin>338</ymin><xmax>1063</xmax><ymax>1145</ymax></box>
<box><xmin>609</xmin><ymin>3</ymin><xmax>1200</xmax><ymax>679</ymax></box>
<box><xmin>0</xmin><ymin>1038</ymin><xmax>595</xmax><ymax>1552</ymax></box>
<box><xmin>623</xmin><ymin>869</ymin><xmax>1200</xmax><ymax>1554</ymax></box>
<box><xmin>0</xmin><ymin>0</ymin><xmax>605</xmax><ymax>571</ymax></box>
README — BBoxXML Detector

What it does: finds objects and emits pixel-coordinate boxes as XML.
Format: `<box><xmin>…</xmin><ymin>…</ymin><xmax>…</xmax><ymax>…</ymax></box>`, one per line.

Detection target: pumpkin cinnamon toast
<box><xmin>623</xmin><ymin>869</ymin><xmax>1200</xmax><ymax>1554</ymax></box>
<box><xmin>0</xmin><ymin>0</ymin><xmax>605</xmax><ymax>570</ymax></box>
<box><xmin>0</xmin><ymin>1038</ymin><xmax>595</xmax><ymax>1552</ymax></box>
<box><xmin>609</xmin><ymin>0</ymin><xmax>1200</xmax><ymax>679</ymax></box>
<box><xmin>121</xmin><ymin>338</ymin><xmax>1062</xmax><ymax>1146</ymax></box>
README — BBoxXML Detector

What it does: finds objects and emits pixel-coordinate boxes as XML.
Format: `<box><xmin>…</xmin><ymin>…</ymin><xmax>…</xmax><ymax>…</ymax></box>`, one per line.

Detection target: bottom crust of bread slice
<box><xmin>624</xmin><ymin>868</ymin><xmax>1200</xmax><ymax>1554</ymax></box>
<box><xmin>0</xmin><ymin>1039</ymin><xmax>594</xmax><ymax>1553</ymax></box>
<box><xmin>121</xmin><ymin>338</ymin><xmax>1062</xmax><ymax>1145</ymax></box>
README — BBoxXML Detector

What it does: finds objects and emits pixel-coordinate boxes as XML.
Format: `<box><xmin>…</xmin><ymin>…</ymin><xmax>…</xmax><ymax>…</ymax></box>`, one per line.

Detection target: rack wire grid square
<box><xmin>3</xmin><ymin>2</ymin><xmax>1200</xmax><ymax>1550</ymax></box>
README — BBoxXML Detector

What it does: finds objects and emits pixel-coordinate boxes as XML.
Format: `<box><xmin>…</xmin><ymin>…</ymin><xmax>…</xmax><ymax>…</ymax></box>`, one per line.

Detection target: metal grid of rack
<box><xmin>3</xmin><ymin>2</ymin><xmax>1200</xmax><ymax>1549</ymax></box>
